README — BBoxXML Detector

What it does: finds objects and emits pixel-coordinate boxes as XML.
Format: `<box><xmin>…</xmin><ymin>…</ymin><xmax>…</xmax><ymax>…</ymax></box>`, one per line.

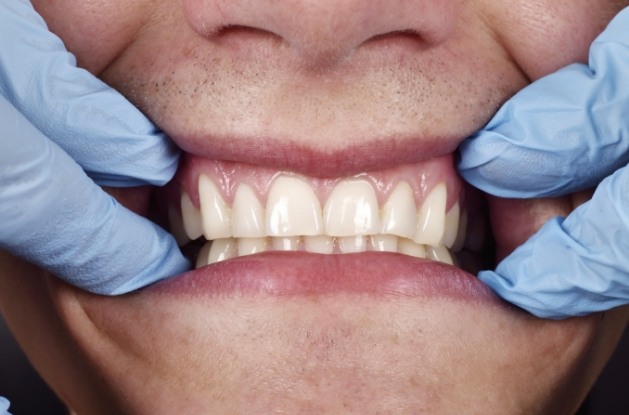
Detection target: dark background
<box><xmin>1</xmin><ymin>315</ymin><xmax>628</xmax><ymax>414</ymax></box>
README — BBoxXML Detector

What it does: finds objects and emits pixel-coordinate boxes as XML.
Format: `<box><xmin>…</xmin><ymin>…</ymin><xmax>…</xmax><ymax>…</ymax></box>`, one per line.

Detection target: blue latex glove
<box><xmin>458</xmin><ymin>7</ymin><xmax>629</xmax><ymax>319</ymax></box>
<box><xmin>0</xmin><ymin>0</ymin><xmax>190</xmax><ymax>295</ymax></box>
<box><xmin>0</xmin><ymin>396</ymin><xmax>11</xmax><ymax>415</ymax></box>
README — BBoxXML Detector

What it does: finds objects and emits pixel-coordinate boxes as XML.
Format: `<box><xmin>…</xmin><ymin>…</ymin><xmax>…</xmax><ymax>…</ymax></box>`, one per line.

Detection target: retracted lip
<box><xmin>146</xmin><ymin>251</ymin><xmax>502</xmax><ymax>305</ymax></box>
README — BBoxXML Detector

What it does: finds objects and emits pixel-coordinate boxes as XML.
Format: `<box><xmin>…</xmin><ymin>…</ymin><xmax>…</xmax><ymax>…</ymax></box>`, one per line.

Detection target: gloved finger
<box><xmin>0</xmin><ymin>0</ymin><xmax>179</xmax><ymax>188</ymax></box>
<box><xmin>0</xmin><ymin>96</ymin><xmax>190</xmax><ymax>294</ymax></box>
<box><xmin>458</xmin><ymin>7</ymin><xmax>629</xmax><ymax>199</ymax></box>
<box><xmin>478</xmin><ymin>163</ymin><xmax>629</xmax><ymax>319</ymax></box>
<box><xmin>0</xmin><ymin>397</ymin><xmax>10</xmax><ymax>415</ymax></box>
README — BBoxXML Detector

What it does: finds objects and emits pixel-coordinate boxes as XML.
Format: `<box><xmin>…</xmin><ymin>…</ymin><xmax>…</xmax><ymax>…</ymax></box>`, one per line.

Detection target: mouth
<box><xmin>149</xmin><ymin>149</ymin><xmax>498</xmax><ymax>302</ymax></box>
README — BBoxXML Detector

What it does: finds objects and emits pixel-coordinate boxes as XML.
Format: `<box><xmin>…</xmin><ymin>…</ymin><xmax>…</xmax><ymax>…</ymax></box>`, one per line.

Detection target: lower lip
<box><xmin>147</xmin><ymin>251</ymin><xmax>500</xmax><ymax>303</ymax></box>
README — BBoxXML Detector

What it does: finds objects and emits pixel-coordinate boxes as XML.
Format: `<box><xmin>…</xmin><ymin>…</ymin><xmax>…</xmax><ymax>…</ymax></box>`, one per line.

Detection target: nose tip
<box><xmin>182</xmin><ymin>0</ymin><xmax>458</xmax><ymax>64</ymax></box>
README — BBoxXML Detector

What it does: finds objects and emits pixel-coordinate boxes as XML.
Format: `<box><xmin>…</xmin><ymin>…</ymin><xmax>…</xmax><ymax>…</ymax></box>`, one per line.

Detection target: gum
<box><xmin>175</xmin><ymin>153</ymin><xmax>464</xmax><ymax>211</ymax></box>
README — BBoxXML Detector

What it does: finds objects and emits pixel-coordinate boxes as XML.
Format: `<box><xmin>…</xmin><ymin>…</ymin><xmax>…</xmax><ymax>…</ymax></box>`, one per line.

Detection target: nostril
<box><xmin>366</xmin><ymin>29</ymin><xmax>432</xmax><ymax>52</ymax></box>
<box><xmin>215</xmin><ymin>24</ymin><xmax>278</xmax><ymax>39</ymax></box>
<box><xmin>370</xmin><ymin>29</ymin><xmax>424</xmax><ymax>42</ymax></box>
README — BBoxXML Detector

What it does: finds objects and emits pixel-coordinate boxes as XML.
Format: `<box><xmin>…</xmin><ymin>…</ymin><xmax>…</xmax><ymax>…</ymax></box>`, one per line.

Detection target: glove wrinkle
<box><xmin>459</xmin><ymin>7</ymin><xmax>629</xmax><ymax>199</ymax></box>
<box><xmin>0</xmin><ymin>0</ymin><xmax>180</xmax><ymax>188</ymax></box>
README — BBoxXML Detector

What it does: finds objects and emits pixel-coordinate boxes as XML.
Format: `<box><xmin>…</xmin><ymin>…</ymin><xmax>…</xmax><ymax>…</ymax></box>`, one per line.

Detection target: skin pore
<box><xmin>1</xmin><ymin>0</ymin><xmax>629</xmax><ymax>413</ymax></box>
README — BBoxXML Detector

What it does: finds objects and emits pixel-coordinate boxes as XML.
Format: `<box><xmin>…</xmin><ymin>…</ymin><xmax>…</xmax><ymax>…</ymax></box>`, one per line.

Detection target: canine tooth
<box><xmin>369</xmin><ymin>235</ymin><xmax>398</xmax><ymax>252</ymax></box>
<box><xmin>324</xmin><ymin>180</ymin><xmax>379</xmax><ymax>236</ymax></box>
<box><xmin>304</xmin><ymin>235</ymin><xmax>334</xmax><ymax>254</ymax></box>
<box><xmin>339</xmin><ymin>235</ymin><xmax>367</xmax><ymax>253</ymax></box>
<box><xmin>380</xmin><ymin>182</ymin><xmax>417</xmax><ymax>238</ymax></box>
<box><xmin>198</xmin><ymin>175</ymin><xmax>232</xmax><ymax>240</ymax></box>
<box><xmin>237</xmin><ymin>237</ymin><xmax>269</xmax><ymax>256</ymax></box>
<box><xmin>168</xmin><ymin>205</ymin><xmax>191</xmax><ymax>246</ymax></box>
<box><xmin>181</xmin><ymin>192</ymin><xmax>203</xmax><ymax>240</ymax></box>
<box><xmin>266</xmin><ymin>176</ymin><xmax>323</xmax><ymax>237</ymax></box>
<box><xmin>442</xmin><ymin>202</ymin><xmax>460</xmax><ymax>249</ymax></box>
<box><xmin>413</xmin><ymin>183</ymin><xmax>447</xmax><ymax>246</ymax></box>
<box><xmin>426</xmin><ymin>246</ymin><xmax>454</xmax><ymax>266</ymax></box>
<box><xmin>272</xmin><ymin>237</ymin><xmax>301</xmax><ymax>251</ymax></box>
<box><xmin>398</xmin><ymin>239</ymin><xmax>427</xmax><ymax>259</ymax></box>
<box><xmin>232</xmin><ymin>185</ymin><xmax>266</xmax><ymax>237</ymax></box>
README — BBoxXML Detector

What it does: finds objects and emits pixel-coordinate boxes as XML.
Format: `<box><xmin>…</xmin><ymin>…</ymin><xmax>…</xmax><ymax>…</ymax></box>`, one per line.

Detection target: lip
<box><xmin>146</xmin><ymin>251</ymin><xmax>502</xmax><ymax>306</ymax></box>
<box><xmin>171</xmin><ymin>133</ymin><xmax>461</xmax><ymax>178</ymax></box>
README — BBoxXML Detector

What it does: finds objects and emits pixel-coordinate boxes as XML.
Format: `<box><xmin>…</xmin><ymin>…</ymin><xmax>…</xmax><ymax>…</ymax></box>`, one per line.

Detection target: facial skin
<box><xmin>1</xmin><ymin>0</ymin><xmax>629</xmax><ymax>414</ymax></box>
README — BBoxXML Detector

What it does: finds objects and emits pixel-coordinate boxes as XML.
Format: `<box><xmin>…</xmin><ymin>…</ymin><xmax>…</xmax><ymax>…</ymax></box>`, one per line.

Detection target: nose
<box><xmin>181</xmin><ymin>0</ymin><xmax>459</xmax><ymax>64</ymax></box>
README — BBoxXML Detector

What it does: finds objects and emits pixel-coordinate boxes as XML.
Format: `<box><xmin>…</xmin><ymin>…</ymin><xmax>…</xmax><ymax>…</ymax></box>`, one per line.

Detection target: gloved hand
<box><xmin>458</xmin><ymin>7</ymin><xmax>629</xmax><ymax>319</ymax></box>
<box><xmin>0</xmin><ymin>396</ymin><xmax>11</xmax><ymax>415</ymax></box>
<box><xmin>0</xmin><ymin>0</ymin><xmax>190</xmax><ymax>295</ymax></box>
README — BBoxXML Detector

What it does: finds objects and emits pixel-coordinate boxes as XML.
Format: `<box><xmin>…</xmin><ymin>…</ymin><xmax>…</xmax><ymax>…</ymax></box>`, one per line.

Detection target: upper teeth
<box><xmin>170</xmin><ymin>174</ymin><xmax>467</xmax><ymax>268</ymax></box>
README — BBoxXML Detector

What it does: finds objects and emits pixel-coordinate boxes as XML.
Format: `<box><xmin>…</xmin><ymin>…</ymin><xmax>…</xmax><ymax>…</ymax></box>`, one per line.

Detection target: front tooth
<box><xmin>442</xmin><ymin>202</ymin><xmax>460</xmax><ymax>249</ymax></box>
<box><xmin>339</xmin><ymin>235</ymin><xmax>367</xmax><ymax>253</ymax></box>
<box><xmin>398</xmin><ymin>239</ymin><xmax>427</xmax><ymax>259</ymax></box>
<box><xmin>232</xmin><ymin>184</ymin><xmax>266</xmax><ymax>237</ymax></box>
<box><xmin>181</xmin><ymin>192</ymin><xmax>204</xmax><ymax>240</ymax></box>
<box><xmin>370</xmin><ymin>235</ymin><xmax>398</xmax><ymax>252</ymax></box>
<box><xmin>304</xmin><ymin>235</ymin><xmax>334</xmax><ymax>254</ymax></box>
<box><xmin>238</xmin><ymin>237</ymin><xmax>269</xmax><ymax>256</ymax></box>
<box><xmin>380</xmin><ymin>182</ymin><xmax>417</xmax><ymax>238</ymax></box>
<box><xmin>266</xmin><ymin>176</ymin><xmax>323</xmax><ymax>237</ymax></box>
<box><xmin>198</xmin><ymin>175</ymin><xmax>232</xmax><ymax>240</ymax></box>
<box><xmin>323</xmin><ymin>180</ymin><xmax>379</xmax><ymax>236</ymax></box>
<box><xmin>413</xmin><ymin>183</ymin><xmax>447</xmax><ymax>246</ymax></box>
<box><xmin>426</xmin><ymin>246</ymin><xmax>454</xmax><ymax>266</ymax></box>
<box><xmin>272</xmin><ymin>237</ymin><xmax>301</xmax><ymax>251</ymax></box>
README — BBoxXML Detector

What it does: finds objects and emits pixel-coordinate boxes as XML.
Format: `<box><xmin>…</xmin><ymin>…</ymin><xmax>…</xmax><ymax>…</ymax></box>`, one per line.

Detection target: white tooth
<box><xmin>369</xmin><ymin>235</ymin><xmax>398</xmax><ymax>252</ymax></box>
<box><xmin>413</xmin><ymin>183</ymin><xmax>447</xmax><ymax>246</ymax></box>
<box><xmin>272</xmin><ymin>237</ymin><xmax>301</xmax><ymax>251</ymax></box>
<box><xmin>232</xmin><ymin>184</ymin><xmax>266</xmax><ymax>237</ymax></box>
<box><xmin>196</xmin><ymin>241</ymin><xmax>213</xmax><ymax>268</ymax></box>
<box><xmin>168</xmin><ymin>205</ymin><xmax>191</xmax><ymax>246</ymax></box>
<box><xmin>208</xmin><ymin>238</ymin><xmax>238</xmax><ymax>264</ymax></box>
<box><xmin>237</xmin><ymin>237</ymin><xmax>269</xmax><ymax>256</ymax></box>
<box><xmin>198</xmin><ymin>175</ymin><xmax>232</xmax><ymax>240</ymax></box>
<box><xmin>323</xmin><ymin>180</ymin><xmax>379</xmax><ymax>236</ymax></box>
<box><xmin>380</xmin><ymin>182</ymin><xmax>417</xmax><ymax>238</ymax></box>
<box><xmin>339</xmin><ymin>235</ymin><xmax>367</xmax><ymax>253</ymax></box>
<box><xmin>266</xmin><ymin>176</ymin><xmax>323</xmax><ymax>237</ymax></box>
<box><xmin>426</xmin><ymin>246</ymin><xmax>454</xmax><ymax>266</ymax></box>
<box><xmin>398</xmin><ymin>239</ymin><xmax>427</xmax><ymax>259</ymax></box>
<box><xmin>442</xmin><ymin>202</ymin><xmax>460</xmax><ymax>249</ymax></box>
<box><xmin>452</xmin><ymin>209</ymin><xmax>468</xmax><ymax>252</ymax></box>
<box><xmin>181</xmin><ymin>191</ymin><xmax>204</xmax><ymax>240</ymax></box>
<box><xmin>197</xmin><ymin>239</ymin><xmax>239</xmax><ymax>268</ymax></box>
<box><xmin>304</xmin><ymin>235</ymin><xmax>334</xmax><ymax>254</ymax></box>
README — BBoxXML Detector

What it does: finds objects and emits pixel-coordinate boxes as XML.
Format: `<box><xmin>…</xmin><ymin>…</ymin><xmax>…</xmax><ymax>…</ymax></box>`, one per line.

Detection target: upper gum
<box><xmin>176</xmin><ymin>153</ymin><xmax>464</xmax><ymax>209</ymax></box>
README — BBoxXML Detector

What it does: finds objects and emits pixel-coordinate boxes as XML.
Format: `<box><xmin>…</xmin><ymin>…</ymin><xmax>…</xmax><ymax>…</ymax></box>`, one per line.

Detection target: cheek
<box><xmin>31</xmin><ymin>0</ymin><xmax>151</xmax><ymax>74</ymax></box>
<box><xmin>482</xmin><ymin>0</ymin><xmax>628</xmax><ymax>79</ymax></box>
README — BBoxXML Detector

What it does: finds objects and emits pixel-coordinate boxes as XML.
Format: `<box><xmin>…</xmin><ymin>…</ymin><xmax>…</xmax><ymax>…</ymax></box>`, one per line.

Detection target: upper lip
<box><xmin>171</xmin><ymin>132</ymin><xmax>463</xmax><ymax>178</ymax></box>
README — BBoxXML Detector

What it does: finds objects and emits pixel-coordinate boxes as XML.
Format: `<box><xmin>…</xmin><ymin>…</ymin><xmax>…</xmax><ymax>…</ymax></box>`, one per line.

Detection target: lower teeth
<box><xmin>195</xmin><ymin>236</ymin><xmax>456</xmax><ymax>268</ymax></box>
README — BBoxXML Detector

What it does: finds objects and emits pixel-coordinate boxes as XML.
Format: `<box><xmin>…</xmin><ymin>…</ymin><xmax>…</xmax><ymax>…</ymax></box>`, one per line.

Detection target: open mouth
<box><xmin>153</xmin><ymin>150</ymin><xmax>495</xmax><ymax>298</ymax></box>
